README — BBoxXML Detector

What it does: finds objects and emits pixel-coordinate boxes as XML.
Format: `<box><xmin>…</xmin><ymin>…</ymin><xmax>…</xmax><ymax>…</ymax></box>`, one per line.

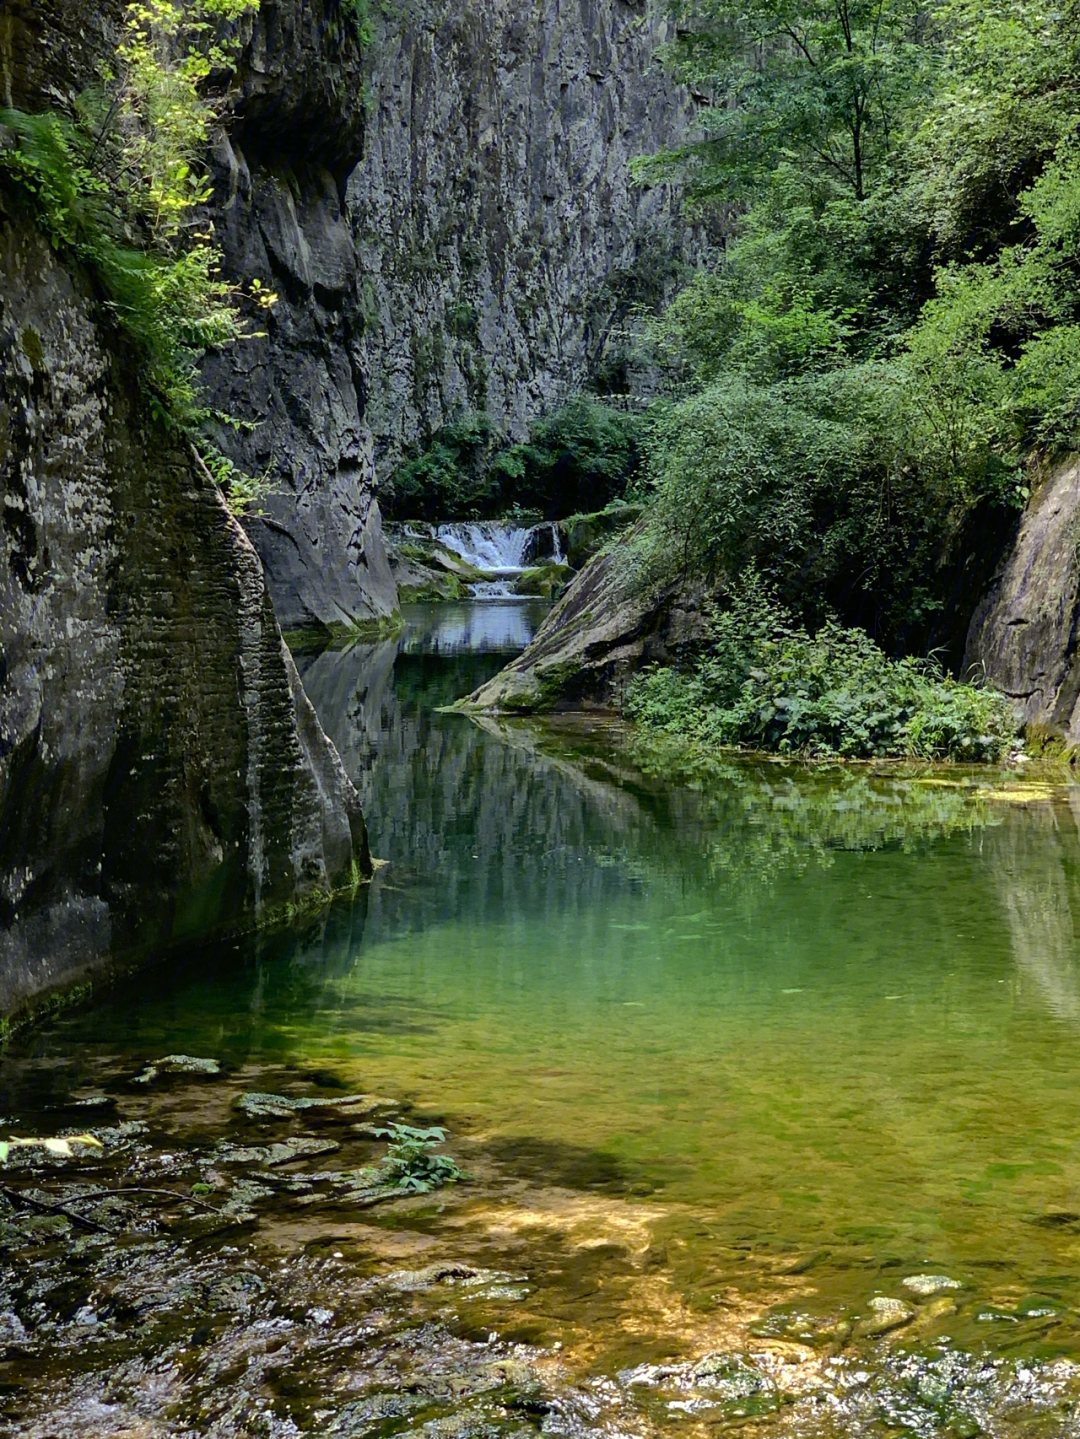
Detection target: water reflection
<box><xmin>991</xmin><ymin>796</ymin><xmax>1080</xmax><ymax>1024</ymax></box>
<box><xmin>399</xmin><ymin>598</ymin><xmax>549</xmax><ymax>653</ymax></box>
<box><xmin>13</xmin><ymin>603</ymin><xmax>1080</xmax><ymax>1390</ymax></box>
<box><xmin>296</xmin><ymin>607</ymin><xmax>1007</xmax><ymax>933</ymax></box>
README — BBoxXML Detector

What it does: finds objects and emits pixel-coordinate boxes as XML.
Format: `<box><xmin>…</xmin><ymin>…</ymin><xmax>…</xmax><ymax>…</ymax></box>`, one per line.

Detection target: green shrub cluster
<box><xmin>383</xmin><ymin>396</ymin><xmax>641</xmax><ymax>521</ymax></box>
<box><xmin>624</xmin><ymin>581</ymin><xmax>1017</xmax><ymax>761</ymax></box>
<box><xmin>630</xmin><ymin>0</ymin><xmax>1080</xmax><ymax>646</ymax></box>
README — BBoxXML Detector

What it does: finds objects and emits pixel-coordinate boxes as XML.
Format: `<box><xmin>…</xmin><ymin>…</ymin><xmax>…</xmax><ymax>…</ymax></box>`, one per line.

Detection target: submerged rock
<box><xmin>904</xmin><ymin>1273</ymin><xmax>964</xmax><ymax>1296</ymax></box>
<box><xmin>235</xmin><ymin>1091</ymin><xmax>387</xmax><ymax>1119</ymax></box>
<box><xmin>858</xmin><ymin>1296</ymin><xmax>916</xmax><ymax>1337</ymax></box>
<box><xmin>132</xmin><ymin>1056</ymin><xmax>221</xmax><ymax>1084</ymax></box>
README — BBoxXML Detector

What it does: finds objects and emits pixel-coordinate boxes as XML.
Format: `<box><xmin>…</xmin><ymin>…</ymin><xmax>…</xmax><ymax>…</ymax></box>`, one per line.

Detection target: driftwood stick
<box><xmin>0</xmin><ymin>1184</ymin><xmax>110</xmax><ymax>1233</ymax></box>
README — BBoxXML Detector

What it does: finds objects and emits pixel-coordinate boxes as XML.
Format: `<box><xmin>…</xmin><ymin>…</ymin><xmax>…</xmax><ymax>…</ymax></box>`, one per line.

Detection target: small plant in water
<box><xmin>374</xmin><ymin>1123</ymin><xmax>465</xmax><ymax>1193</ymax></box>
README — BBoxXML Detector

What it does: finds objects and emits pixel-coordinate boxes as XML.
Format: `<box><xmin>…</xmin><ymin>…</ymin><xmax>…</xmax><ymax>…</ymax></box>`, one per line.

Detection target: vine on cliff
<box><xmin>0</xmin><ymin>0</ymin><xmax>277</xmax><ymax>511</ymax></box>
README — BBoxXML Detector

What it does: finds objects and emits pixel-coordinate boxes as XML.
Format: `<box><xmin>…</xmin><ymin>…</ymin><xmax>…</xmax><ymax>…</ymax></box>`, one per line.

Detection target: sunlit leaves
<box><xmin>0</xmin><ymin>1</ymin><xmax>259</xmax><ymax>430</ymax></box>
<box><xmin>0</xmin><ymin>1134</ymin><xmax>104</xmax><ymax>1164</ymax></box>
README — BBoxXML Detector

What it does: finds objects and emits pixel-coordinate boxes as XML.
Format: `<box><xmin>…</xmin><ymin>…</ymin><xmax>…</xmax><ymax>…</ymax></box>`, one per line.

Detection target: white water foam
<box><xmin>433</xmin><ymin>521</ymin><xmax>563</xmax><ymax>596</ymax></box>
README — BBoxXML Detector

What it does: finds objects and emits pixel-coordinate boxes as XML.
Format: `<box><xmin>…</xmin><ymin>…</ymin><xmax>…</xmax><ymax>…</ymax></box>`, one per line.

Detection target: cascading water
<box><xmin>432</xmin><ymin>521</ymin><xmax>563</xmax><ymax>597</ymax></box>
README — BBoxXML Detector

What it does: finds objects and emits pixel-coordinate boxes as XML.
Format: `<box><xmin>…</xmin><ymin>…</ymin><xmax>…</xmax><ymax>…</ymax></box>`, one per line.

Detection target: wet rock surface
<box><xmin>1</xmin><ymin>1056</ymin><xmax>1079</xmax><ymax>1438</ymax></box>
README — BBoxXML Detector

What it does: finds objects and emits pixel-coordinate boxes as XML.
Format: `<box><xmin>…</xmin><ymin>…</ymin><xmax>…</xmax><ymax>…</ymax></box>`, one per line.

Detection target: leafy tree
<box><xmin>384</xmin><ymin>399</ymin><xmax>641</xmax><ymax>521</ymax></box>
<box><xmin>649</xmin><ymin>0</ymin><xmax>932</xmax><ymax>203</ymax></box>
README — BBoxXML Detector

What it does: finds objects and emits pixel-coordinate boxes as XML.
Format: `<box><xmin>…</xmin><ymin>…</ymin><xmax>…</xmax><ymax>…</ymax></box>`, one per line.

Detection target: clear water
<box><xmin>10</xmin><ymin>601</ymin><xmax>1080</xmax><ymax>1393</ymax></box>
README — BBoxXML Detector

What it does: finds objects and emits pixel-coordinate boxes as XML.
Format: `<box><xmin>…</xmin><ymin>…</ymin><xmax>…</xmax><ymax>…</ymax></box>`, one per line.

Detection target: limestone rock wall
<box><xmin>203</xmin><ymin>0</ymin><xmax>700</xmax><ymax>626</ymax></box>
<box><xmin>350</xmin><ymin>0</ymin><xmax>701</xmax><ymax>478</ymax></box>
<box><xmin>964</xmin><ymin>459</ymin><xmax>1080</xmax><ymax>743</ymax></box>
<box><xmin>0</xmin><ymin>207</ymin><xmax>370</xmax><ymax>1017</ymax></box>
<box><xmin>201</xmin><ymin>0</ymin><xmax>398</xmax><ymax>636</ymax></box>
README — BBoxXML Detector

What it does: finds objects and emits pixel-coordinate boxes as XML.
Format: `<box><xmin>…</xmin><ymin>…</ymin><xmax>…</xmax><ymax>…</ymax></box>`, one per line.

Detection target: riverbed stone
<box><xmin>858</xmin><ymin>1296</ymin><xmax>916</xmax><ymax>1337</ymax></box>
<box><xmin>132</xmin><ymin>1057</ymin><xmax>222</xmax><ymax>1084</ymax></box>
<box><xmin>903</xmin><ymin>1274</ymin><xmax>963</xmax><ymax>1296</ymax></box>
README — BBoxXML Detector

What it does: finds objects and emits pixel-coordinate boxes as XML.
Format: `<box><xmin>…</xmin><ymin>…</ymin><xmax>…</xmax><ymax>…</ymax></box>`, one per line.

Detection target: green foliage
<box><xmin>492</xmin><ymin>396</ymin><xmax>642</xmax><ymax>517</ymax></box>
<box><xmin>0</xmin><ymin>1</ymin><xmax>262</xmax><ymax>432</ymax></box>
<box><xmin>383</xmin><ymin>398</ymin><xmax>642</xmax><ymax>521</ymax></box>
<box><xmin>637</xmin><ymin>367</ymin><xmax>963</xmax><ymax>635</ymax></box>
<box><xmin>625</xmin><ymin>579</ymin><xmax>1017</xmax><ymax>761</ymax></box>
<box><xmin>906</xmin><ymin>0</ymin><xmax>1080</xmax><ymax>261</ymax></box>
<box><xmin>385</xmin><ymin>412</ymin><xmax>504</xmax><ymax>520</ymax></box>
<box><xmin>196</xmin><ymin>442</ymin><xmax>277</xmax><ymax>517</ymax></box>
<box><xmin>645</xmin><ymin>0</ymin><xmax>933</xmax><ymax>203</ymax></box>
<box><xmin>340</xmin><ymin>0</ymin><xmax>370</xmax><ymax>33</ymax></box>
<box><xmin>632</xmin><ymin>0</ymin><xmax>1080</xmax><ymax>657</ymax></box>
<box><xmin>373</xmin><ymin>1123</ymin><xmax>464</xmax><ymax>1193</ymax></box>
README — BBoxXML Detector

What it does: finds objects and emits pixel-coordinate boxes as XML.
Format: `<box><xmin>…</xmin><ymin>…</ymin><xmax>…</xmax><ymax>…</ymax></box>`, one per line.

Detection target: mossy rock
<box><xmin>1024</xmin><ymin>721</ymin><xmax>1078</xmax><ymax>760</ymax></box>
<box><xmin>399</xmin><ymin>578</ymin><xmax>468</xmax><ymax>602</ymax></box>
<box><xmin>559</xmin><ymin>504</ymin><xmax>643</xmax><ymax>569</ymax></box>
<box><xmin>513</xmin><ymin>562</ymin><xmax>571</xmax><ymax>599</ymax></box>
<box><xmin>497</xmin><ymin>660</ymin><xmax>584</xmax><ymax>713</ymax></box>
<box><xmin>282</xmin><ymin>614</ymin><xmax>403</xmax><ymax>652</ymax></box>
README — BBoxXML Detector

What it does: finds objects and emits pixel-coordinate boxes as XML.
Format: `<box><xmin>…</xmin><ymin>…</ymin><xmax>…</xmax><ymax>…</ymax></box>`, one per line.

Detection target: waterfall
<box><xmin>434</xmin><ymin>522</ymin><xmax>535</xmax><ymax>597</ymax></box>
<box><xmin>394</xmin><ymin>520</ymin><xmax>568</xmax><ymax>598</ymax></box>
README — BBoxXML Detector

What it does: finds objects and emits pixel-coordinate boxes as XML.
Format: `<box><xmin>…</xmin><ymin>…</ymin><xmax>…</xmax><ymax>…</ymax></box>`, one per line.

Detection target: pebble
<box><xmin>902</xmin><ymin>1274</ymin><xmax>962</xmax><ymax>1296</ymax></box>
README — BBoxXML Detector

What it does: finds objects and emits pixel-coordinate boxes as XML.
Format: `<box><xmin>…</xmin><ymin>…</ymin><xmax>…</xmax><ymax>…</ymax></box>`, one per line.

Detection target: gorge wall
<box><xmin>965</xmin><ymin>459</ymin><xmax>1080</xmax><ymax>746</ymax></box>
<box><xmin>351</xmin><ymin>0</ymin><xmax>701</xmax><ymax>479</ymax></box>
<box><xmin>200</xmin><ymin>0</ymin><xmax>399</xmax><ymax>638</ymax></box>
<box><xmin>0</xmin><ymin>2</ymin><xmax>371</xmax><ymax>1018</ymax></box>
<box><xmin>205</xmin><ymin>0</ymin><xmax>701</xmax><ymax>635</ymax></box>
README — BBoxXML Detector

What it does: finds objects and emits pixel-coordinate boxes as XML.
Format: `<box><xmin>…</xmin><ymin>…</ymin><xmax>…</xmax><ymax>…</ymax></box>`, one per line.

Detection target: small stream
<box><xmin>4</xmin><ymin>603</ymin><xmax>1080</xmax><ymax>1435</ymax></box>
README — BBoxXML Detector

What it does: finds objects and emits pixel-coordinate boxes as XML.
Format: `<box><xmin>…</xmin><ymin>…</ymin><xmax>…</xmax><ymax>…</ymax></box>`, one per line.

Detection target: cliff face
<box><xmin>351</xmin><ymin>0</ymin><xmax>700</xmax><ymax>478</ymax></box>
<box><xmin>203</xmin><ymin>0</ymin><xmax>699</xmax><ymax>630</ymax></box>
<box><xmin>964</xmin><ymin>460</ymin><xmax>1080</xmax><ymax>744</ymax></box>
<box><xmin>200</xmin><ymin>0</ymin><xmax>399</xmax><ymax>637</ymax></box>
<box><xmin>0</xmin><ymin>0</ymin><xmax>373</xmax><ymax>1018</ymax></box>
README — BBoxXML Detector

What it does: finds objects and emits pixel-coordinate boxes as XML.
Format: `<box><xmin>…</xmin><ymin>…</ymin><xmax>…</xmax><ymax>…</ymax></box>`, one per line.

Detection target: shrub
<box><xmin>0</xmin><ymin>1</ymin><xmax>265</xmax><ymax>437</ymax></box>
<box><xmin>383</xmin><ymin>412</ymin><xmax>504</xmax><ymax>520</ymax></box>
<box><xmin>624</xmin><ymin>580</ymin><xmax>1017</xmax><ymax>761</ymax></box>
<box><xmin>496</xmin><ymin>396</ymin><xmax>641</xmax><ymax>517</ymax></box>
<box><xmin>383</xmin><ymin>398</ymin><xmax>642</xmax><ymax>521</ymax></box>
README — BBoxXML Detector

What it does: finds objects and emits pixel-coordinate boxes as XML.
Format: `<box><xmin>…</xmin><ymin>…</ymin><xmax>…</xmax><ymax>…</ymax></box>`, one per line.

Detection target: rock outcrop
<box><xmin>964</xmin><ymin>459</ymin><xmax>1080</xmax><ymax>744</ymax></box>
<box><xmin>351</xmin><ymin>0</ymin><xmax>702</xmax><ymax>477</ymax></box>
<box><xmin>459</xmin><ymin>526</ymin><xmax>709</xmax><ymax>711</ymax></box>
<box><xmin>0</xmin><ymin>205</ymin><xmax>371</xmax><ymax>1018</ymax></box>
